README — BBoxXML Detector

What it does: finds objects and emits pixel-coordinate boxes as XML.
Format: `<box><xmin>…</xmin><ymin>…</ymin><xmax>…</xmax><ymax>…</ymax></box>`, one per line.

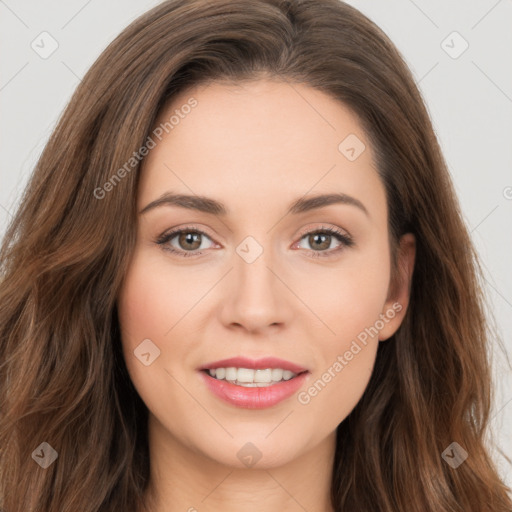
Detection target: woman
<box><xmin>0</xmin><ymin>0</ymin><xmax>510</xmax><ymax>510</ymax></box>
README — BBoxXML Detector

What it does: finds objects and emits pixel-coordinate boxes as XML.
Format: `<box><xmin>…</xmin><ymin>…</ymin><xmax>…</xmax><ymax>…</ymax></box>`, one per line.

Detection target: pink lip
<box><xmin>198</xmin><ymin>356</ymin><xmax>308</xmax><ymax>374</ymax></box>
<box><xmin>199</xmin><ymin>370</ymin><xmax>309</xmax><ymax>409</ymax></box>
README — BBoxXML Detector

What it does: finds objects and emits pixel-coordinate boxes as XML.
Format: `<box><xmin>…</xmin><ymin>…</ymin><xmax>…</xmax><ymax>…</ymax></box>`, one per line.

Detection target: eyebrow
<box><xmin>139</xmin><ymin>191</ymin><xmax>369</xmax><ymax>217</ymax></box>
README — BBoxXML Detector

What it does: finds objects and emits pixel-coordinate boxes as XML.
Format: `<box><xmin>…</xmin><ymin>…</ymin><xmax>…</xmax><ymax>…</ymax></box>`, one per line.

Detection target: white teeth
<box><xmin>206</xmin><ymin>366</ymin><xmax>299</xmax><ymax>386</ymax></box>
<box><xmin>254</xmin><ymin>369</ymin><xmax>272</xmax><ymax>383</ymax></box>
<box><xmin>225</xmin><ymin>367</ymin><xmax>237</xmax><ymax>381</ymax></box>
<box><xmin>237</xmin><ymin>368</ymin><xmax>255</xmax><ymax>382</ymax></box>
<box><xmin>271</xmin><ymin>368</ymin><xmax>283</xmax><ymax>381</ymax></box>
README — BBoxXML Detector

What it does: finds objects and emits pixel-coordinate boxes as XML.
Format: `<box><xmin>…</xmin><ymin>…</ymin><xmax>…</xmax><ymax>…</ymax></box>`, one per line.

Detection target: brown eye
<box><xmin>177</xmin><ymin>231</ymin><xmax>203</xmax><ymax>251</ymax></box>
<box><xmin>307</xmin><ymin>232</ymin><xmax>332</xmax><ymax>251</ymax></box>
<box><xmin>156</xmin><ymin>228</ymin><xmax>215</xmax><ymax>257</ymax></box>
<box><xmin>295</xmin><ymin>226</ymin><xmax>354</xmax><ymax>258</ymax></box>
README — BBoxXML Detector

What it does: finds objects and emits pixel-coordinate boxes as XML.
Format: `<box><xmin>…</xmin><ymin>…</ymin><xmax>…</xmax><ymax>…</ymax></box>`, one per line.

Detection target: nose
<box><xmin>218</xmin><ymin>247</ymin><xmax>294</xmax><ymax>334</ymax></box>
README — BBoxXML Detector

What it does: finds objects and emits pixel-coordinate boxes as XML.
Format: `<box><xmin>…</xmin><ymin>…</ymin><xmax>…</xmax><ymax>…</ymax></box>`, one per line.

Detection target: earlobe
<box><xmin>378</xmin><ymin>233</ymin><xmax>416</xmax><ymax>341</ymax></box>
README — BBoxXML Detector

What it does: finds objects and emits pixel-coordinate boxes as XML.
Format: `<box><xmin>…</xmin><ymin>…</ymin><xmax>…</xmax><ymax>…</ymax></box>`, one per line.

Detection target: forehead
<box><xmin>138</xmin><ymin>79</ymin><xmax>384</xmax><ymax>219</ymax></box>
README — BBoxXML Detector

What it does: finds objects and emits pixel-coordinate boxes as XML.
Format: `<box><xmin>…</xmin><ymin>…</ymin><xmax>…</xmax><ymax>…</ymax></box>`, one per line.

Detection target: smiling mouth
<box><xmin>202</xmin><ymin>367</ymin><xmax>308</xmax><ymax>387</ymax></box>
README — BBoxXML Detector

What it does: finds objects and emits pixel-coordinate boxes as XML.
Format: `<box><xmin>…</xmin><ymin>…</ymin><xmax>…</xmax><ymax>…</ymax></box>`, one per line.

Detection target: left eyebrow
<box><xmin>288</xmin><ymin>192</ymin><xmax>368</xmax><ymax>217</ymax></box>
<box><xmin>139</xmin><ymin>192</ymin><xmax>369</xmax><ymax>217</ymax></box>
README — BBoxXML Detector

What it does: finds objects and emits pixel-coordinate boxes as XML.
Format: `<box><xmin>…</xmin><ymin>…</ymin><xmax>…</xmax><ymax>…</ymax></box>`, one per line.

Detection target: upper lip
<box><xmin>198</xmin><ymin>356</ymin><xmax>308</xmax><ymax>374</ymax></box>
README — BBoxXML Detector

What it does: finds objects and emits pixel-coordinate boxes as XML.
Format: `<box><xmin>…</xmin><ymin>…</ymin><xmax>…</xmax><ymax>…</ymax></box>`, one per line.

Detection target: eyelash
<box><xmin>155</xmin><ymin>225</ymin><xmax>354</xmax><ymax>259</ymax></box>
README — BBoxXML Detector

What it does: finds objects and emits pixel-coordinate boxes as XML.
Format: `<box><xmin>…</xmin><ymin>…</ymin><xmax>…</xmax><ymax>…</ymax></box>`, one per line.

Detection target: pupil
<box><xmin>181</xmin><ymin>232</ymin><xmax>200</xmax><ymax>249</ymax></box>
<box><xmin>311</xmin><ymin>233</ymin><xmax>329</xmax><ymax>250</ymax></box>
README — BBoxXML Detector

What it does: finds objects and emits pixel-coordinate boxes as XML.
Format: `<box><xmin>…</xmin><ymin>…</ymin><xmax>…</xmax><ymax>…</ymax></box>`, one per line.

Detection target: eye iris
<box><xmin>179</xmin><ymin>232</ymin><xmax>201</xmax><ymax>250</ymax></box>
<box><xmin>310</xmin><ymin>233</ymin><xmax>330</xmax><ymax>250</ymax></box>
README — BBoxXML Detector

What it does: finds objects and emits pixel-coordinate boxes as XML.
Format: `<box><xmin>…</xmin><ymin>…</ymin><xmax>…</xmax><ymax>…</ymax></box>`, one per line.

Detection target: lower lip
<box><xmin>199</xmin><ymin>370</ymin><xmax>309</xmax><ymax>409</ymax></box>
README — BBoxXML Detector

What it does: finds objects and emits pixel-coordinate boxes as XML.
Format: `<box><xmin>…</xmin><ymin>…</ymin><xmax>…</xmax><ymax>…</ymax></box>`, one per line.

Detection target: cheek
<box><xmin>116</xmin><ymin>250</ymin><xmax>181</xmax><ymax>385</ymax></box>
<box><xmin>302</xmin><ymin>340</ymin><xmax>378</xmax><ymax>429</ymax></box>
<box><xmin>116</xmin><ymin>250</ymin><xmax>195</xmax><ymax>425</ymax></box>
<box><xmin>297</xmin><ymin>300</ymin><xmax>381</xmax><ymax>434</ymax></box>
<box><xmin>117</xmin><ymin>269</ymin><xmax>166</xmax><ymax>345</ymax></box>
<box><xmin>295</xmin><ymin>242</ymin><xmax>389</xmax><ymax>420</ymax></box>
<box><xmin>117</xmin><ymin>248</ymin><xmax>197</xmax><ymax>344</ymax></box>
<box><xmin>297</xmin><ymin>244</ymin><xmax>391</xmax><ymax>344</ymax></box>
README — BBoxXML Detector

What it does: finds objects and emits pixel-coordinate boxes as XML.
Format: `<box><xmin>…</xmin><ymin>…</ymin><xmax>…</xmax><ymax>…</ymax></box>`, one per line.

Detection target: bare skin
<box><xmin>117</xmin><ymin>79</ymin><xmax>415</xmax><ymax>512</ymax></box>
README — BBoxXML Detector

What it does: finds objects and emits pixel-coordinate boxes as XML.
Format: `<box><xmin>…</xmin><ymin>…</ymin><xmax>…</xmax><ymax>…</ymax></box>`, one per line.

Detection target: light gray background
<box><xmin>1</xmin><ymin>0</ymin><xmax>511</xmax><ymax>487</ymax></box>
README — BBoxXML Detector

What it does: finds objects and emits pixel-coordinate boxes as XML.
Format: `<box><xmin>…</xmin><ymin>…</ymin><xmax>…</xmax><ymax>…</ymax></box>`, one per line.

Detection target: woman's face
<box><xmin>117</xmin><ymin>79</ymin><xmax>414</xmax><ymax>469</ymax></box>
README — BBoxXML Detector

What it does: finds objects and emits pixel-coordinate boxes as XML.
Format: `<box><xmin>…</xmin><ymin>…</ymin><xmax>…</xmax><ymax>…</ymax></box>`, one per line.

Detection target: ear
<box><xmin>378</xmin><ymin>233</ymin><xmax>416</xmax><ymax>341</ymax></box>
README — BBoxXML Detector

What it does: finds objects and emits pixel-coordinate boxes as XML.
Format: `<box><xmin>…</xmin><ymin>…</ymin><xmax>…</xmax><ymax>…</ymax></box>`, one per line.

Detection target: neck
<box><xmin>141</xmin><ymin>413</ymin><xmax>336</xmax><ymax>512</ymax></box>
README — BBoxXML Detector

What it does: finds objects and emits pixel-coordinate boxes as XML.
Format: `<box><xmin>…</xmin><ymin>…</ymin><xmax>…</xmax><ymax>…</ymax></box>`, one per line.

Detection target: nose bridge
<box><xmin>235</xmin><ymin>234</ymin><xmax>279</xmax><ymax>307</ymax></box>
<box><xmin>220</xmin><ymin>233</ymin><xmax>291</xmax><ymax>332</ymax></box>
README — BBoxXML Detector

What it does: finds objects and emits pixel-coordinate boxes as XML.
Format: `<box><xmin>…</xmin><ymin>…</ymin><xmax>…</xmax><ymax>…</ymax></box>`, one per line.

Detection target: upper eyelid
<box><xmin>161</xmin><ymin>223</ymin><xmax>351</xmax><ymax>239</ymax></box>
<box><xmin>296</xmin><ymin>223</ymin><xmax>352</xmax><ymax>239</ymax></box>
<box><xmin>159</xmin><ymin>224</ymin><xmax>351</xmax><ymax>249</ymax></box>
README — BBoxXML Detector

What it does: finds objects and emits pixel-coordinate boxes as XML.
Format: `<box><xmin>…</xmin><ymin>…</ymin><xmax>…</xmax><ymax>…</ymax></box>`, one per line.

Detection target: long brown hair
<box><xmin>1</xmin><ymin>1</ymin><xmax>510</xmax><ymax>510</ymax></box>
